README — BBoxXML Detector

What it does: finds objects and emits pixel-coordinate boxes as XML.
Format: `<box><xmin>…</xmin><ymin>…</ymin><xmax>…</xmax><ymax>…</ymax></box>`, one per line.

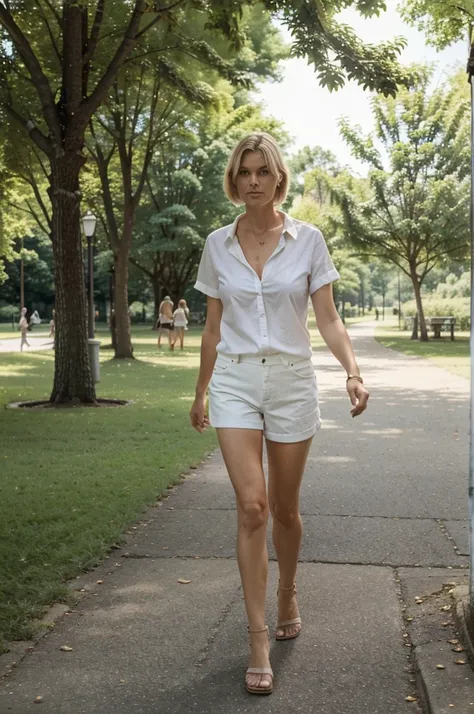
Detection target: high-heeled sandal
<box><xmin>246</xmin><ymin>626</ymin><xmax>274</xmax><ymax>695</ymax></box>
<box><xmin>276</xmin><ymin>582</ymin><xmax>302</xmax><ymax>641</ymax></box>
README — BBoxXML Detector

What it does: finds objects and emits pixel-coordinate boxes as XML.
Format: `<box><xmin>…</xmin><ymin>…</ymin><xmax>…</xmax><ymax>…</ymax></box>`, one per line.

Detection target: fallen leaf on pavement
<box><xmin>177</xmin><ymin>579</ymin><xmax>191</xmax><ymax>584</ymax></box>
<box><xmin>453</xmin><ymin>646</ymin><xmax>465</xmax><ymax>652</ymax></box>
<box><xmin>455</xmin><ymin>659</ymin><xmax>467</xmax><ymax>665</ymax></box>
<box><xmin>436</xmin><ymin>664</ymin><xmax>445</xmax><ymax>670</ymax></box>
<box><xmin>447</xmin><ymin>639</ymin><xmax>459</xmax><ymax>645</ymax></box>
<box><xmin>441</xmin><ymin>605</ymin><xmax>451</xmax><ymax>611</ymax></box>
<box><xmin>405</xmin><ymin>695</ymin><xmax>417</xmax><ymax>702</ymax></box>
<box><xmin>60</xmin><ymin>645</ymin><xmax>73</xmax><ymax>652</ymax></box>
<box><xmin>34</xmin><ymin>696</ymin><xmax>43</xmax><ymax>703</ymax></box>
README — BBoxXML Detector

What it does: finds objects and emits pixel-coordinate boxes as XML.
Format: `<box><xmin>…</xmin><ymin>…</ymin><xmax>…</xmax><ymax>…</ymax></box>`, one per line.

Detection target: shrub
<box><xmin>402</xmin><ymin>297</ymin><xmax>470</xmax><ymax>331</ymax></box>
<box><xmin>0</xmin><ymin>304</ymin><xmax>17</xmax><ymax>323</ymax></box>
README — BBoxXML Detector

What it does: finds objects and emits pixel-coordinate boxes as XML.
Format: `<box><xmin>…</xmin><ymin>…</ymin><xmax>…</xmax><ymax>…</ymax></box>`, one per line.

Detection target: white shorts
<box><xmin>208</xmin><ymin>353</ymin><xmax>321</xmax><ymax>443</ymax></box>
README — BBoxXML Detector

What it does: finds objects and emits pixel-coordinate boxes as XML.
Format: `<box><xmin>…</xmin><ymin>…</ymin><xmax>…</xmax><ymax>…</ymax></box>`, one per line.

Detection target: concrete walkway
<box><xmin>0</xmin><ymin>332</ymin><xmax>53</xmax><ymax>353</ymax></box>
<box><xmin>0</xmin><ymin>323</ymin><xmax>470</xmax><ymax>713</ymax></box>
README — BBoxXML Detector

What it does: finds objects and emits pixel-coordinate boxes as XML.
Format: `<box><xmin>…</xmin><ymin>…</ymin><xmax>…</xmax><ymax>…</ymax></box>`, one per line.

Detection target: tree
<box><xmin>0</xmin><ymin>0</ymin><xmax>411</xmax><ymax>402</ymax></box>
<box><xmin>370</xmin><ymin>262</ymin><xmax>392</xmax><ymax>319</ymax></box>
<box><xmin>334</xmin><ymin>68</ymin><xmax>470</xmax><ymax>341</ymax></box>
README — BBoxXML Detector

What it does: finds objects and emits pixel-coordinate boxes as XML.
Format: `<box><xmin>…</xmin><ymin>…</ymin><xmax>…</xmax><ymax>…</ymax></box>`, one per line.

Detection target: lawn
<box><xmin>0</xmin><ymin>324</ymin><xmax>217</xmax><ymax>654</ymax></box>
<box><xmin>0</xmin><ymin>320</ymin><xmax>327</xmax><ymax>654</ymax></box>
<box><xmin>375</xmin><ymin>324</ymin><xmax>470</xmax><ymax>380</ymax></box>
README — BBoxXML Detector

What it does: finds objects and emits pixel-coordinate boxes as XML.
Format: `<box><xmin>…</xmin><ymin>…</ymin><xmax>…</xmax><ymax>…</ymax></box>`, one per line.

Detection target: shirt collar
<box><xmin>225</xmin><ymin>211</ymin><xmax>298</xmax><ymax>243</ymax></box>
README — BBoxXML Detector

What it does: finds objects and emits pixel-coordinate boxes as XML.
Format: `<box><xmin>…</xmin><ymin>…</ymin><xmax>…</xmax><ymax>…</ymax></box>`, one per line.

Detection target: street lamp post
<box><xmin>82</xmin><ymin>211</ymin><xmax>97</xmax><ymax>339</ymax></box>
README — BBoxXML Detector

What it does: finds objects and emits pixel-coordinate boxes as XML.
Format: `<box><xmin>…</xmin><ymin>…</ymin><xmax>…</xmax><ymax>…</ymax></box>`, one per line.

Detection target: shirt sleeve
<box><xmin>194</xmin><ymin>238</ymin><xmax>220</xmax><ymax>298</ymax></box>
<box><xmin>309</xmin><ymin>229</ymin><xmax>340</xmax><ymax>295</ymax></box>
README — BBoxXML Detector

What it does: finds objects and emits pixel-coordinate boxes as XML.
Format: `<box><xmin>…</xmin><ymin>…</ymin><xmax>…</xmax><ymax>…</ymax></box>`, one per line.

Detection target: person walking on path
<box><xmin>173</xmin><ymin>299</ymin><xmax>190</xmax><ymax>350</ymax></box>
<box><xmin>156</xmin><ymin>296</ymin><xmax>175</xmax><ymax>350</ymax></box>
<box><xmin>190</xmin><ymin>133</ymin><xmax>369</xmax><ymax>696</ymax></box>
<box><xmin>19</xmin><ymin>307</ymin><xmax>30</xmax><ymax>352</ymax></box>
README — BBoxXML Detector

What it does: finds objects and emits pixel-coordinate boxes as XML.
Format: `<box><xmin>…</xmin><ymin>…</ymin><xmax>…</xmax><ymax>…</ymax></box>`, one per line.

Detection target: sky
<box><xmin>253</xmin><ymin>0</ymin><xmax>466</xmax><ymax>173</ymax></box>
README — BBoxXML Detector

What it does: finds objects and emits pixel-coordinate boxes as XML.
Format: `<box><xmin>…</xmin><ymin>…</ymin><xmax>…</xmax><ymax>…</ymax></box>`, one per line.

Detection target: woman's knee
<box><xmin>238</xmin><ymin>499</ymin><xmax>268</xmax><ymax>533</ymax></box>
<box><xmin>270</xmin><ymin>501</ymin><xmax>300</xmax><ymax>529</ymax></box>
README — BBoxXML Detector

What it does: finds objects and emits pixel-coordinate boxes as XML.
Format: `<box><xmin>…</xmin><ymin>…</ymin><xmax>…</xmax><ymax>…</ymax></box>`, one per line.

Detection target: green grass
<box><xmin>375</xmin><ymin>324</ymin><xmax>470</xmax><ymax>380</ymax></box>
<box><xmin>0</xmin><ymin>324</ymin><xmax>218</xmax><ymax>653</ymax></box>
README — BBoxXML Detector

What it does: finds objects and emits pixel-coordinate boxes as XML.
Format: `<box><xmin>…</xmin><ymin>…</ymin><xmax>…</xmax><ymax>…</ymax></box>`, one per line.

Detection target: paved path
<box><xmin>0</xmin><ymin>332</ymin><xmax>53</xmax><ymax>353</ymax></box>
<box><xmin>0</xmin><ymin>323</ymin><xmax>469</xmax><ymax>713</ymax></box>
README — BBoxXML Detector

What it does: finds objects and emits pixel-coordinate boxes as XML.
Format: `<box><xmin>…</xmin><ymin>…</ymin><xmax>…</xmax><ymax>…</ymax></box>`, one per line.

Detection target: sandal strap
<box><xmin>247</xmin><ymin>668</ymin><xmax>273</xmax><ymax>676</ymax></box>
<box><xmin>277</xmin><ymin>617</ymin><xmax>302</xmax><ymax>628</ymax></box>
<box><xmin>278</xmin><ymin>581</ymin><xmax>296</xmax><ymax>592</ymax></box>
<box><xmin>247</xmin><ymin>625</ymin><xmax>269</xmax><ymax>634</ymax></box>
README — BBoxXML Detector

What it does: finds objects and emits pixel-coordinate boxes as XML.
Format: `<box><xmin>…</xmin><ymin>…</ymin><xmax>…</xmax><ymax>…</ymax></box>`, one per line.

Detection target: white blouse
<box><xmin>194</xmin><ymin>212</ymin><xmax>340</xmax><ymax>359</ymax></box>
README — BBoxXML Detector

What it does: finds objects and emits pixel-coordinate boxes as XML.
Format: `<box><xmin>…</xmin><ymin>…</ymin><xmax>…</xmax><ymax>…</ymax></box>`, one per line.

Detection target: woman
<box><xmin>156</xmin><ymin>296</ymin><xmax>175</xmax><ymax>351</ymax></box>
<box><xmin>189</xmin><ymin>133</ymin><xmax>369</xmax><ymax>695</ymax></box>
<box><xmin>19</xmin><ymin>307</ymin><xmax>30</xmax><ymax>352</ymax></box>
<box><xmin>173</xmin><ymin>299</ymin><xmax>190</xmax><ymax>350</ymax></box>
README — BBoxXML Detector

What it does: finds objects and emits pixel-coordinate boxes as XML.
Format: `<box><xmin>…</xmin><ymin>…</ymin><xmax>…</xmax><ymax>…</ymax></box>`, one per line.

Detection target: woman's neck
<box><xmin>241</xmin><ymin>204</ymin><xmax>283</xmax><ymax>232</ymax></box>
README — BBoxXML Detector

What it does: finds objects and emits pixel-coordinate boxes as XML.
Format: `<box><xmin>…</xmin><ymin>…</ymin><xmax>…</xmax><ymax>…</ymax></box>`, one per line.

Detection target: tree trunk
<box><xmin>411</xmin><ymin>269</ymin><xmax>428</xmax><ymax>341</ymax></box>
<box><xmin>113</xmin><ymin>249</ymin><xmax>133</xmax><ymax>358</ymax></box>
<box><xmin>49</xmin><ymin>154</ymin><xmax>96</xmax><ymax>403</ymax></box>
<box><xmin>411</xmin><ymin>313</ymin><xmax>418</xmax><ymax>340</ymax></box>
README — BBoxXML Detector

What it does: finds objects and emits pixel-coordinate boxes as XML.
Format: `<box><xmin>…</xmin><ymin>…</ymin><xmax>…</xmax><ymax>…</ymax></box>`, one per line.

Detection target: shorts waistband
<box><xmin>217</xmin><ymin>353</ymin><xmax>310</xmax><ymax>366</ymax></box>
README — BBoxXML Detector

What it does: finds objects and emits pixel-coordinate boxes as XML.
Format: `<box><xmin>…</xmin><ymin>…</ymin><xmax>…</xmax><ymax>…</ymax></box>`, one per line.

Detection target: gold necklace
<box><xmin>252</xmin><ymin>224</ymin><xmax>282</xmax><ymax>246</ymax></box>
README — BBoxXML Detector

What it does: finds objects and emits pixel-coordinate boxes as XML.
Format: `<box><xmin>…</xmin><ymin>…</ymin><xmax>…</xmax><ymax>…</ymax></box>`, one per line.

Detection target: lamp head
<box><xmin>82</xmin><ymin>210</ymin><xmax>97</xmax><ymax>238</ymax></box>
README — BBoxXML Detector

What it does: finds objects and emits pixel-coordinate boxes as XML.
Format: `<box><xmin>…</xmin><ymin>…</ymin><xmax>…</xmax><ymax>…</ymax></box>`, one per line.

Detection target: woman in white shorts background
<box><xmin>173</xmin><ymin>299</ymin><xmax>190</xmax><ymax>350</ymax></box>
<box><xmin>189</xmin><ymin>133</ymin><xmax>369</xmax><ymax>696</ymax></box>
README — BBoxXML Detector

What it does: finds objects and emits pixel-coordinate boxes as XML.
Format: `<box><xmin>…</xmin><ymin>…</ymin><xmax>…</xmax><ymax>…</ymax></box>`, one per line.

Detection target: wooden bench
<box><xmin>427</xmin><ymin>316</ymin><xmax>456</xmax><ymax>341</ymax></box>
<box><xmin>404</xmin><ymin>316</ymin><xmax>456</xmax><ymax>340</ymax></box>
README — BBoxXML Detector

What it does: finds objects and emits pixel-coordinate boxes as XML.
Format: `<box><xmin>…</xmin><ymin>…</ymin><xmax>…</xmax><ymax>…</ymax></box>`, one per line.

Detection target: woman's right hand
<box><xmin>190</xmin><ymin>395</ymin><xmax>210</xmax><ymax>433</ymax></box>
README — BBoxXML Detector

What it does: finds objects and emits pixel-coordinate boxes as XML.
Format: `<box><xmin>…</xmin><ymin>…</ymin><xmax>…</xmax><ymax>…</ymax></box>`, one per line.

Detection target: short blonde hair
<box><xmin>224</xmin><ymin>133</ymin><xmax>290</xmax><ymax>206</ymax></box>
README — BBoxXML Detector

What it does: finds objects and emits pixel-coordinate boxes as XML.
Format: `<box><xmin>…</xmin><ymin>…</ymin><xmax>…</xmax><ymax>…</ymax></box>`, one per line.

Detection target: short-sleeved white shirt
<box><xmin>194</xmin><ymin>212</ymin><xmax>340</xmax><ymax>359</ymax></box>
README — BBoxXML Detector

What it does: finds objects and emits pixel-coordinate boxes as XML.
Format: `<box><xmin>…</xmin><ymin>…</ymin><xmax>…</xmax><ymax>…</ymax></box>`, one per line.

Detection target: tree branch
<box><xmin>0</xmin><ymin>101</ymin><xmax>51</xmax><ymax>155</ymax></box>
<box><xmin>34</xmin><ymin>0</ymin><xmax>61</xmax><ymax>65</ymax></box>
<box><xmin>0</xmin><ymin>5</ymin><xmax>61</xmax><ymax>145</ymax></box>
<box><xmin>83</xmin><ymin>0</ymin><xmax>106</xmax><ymax>66</ymax></box>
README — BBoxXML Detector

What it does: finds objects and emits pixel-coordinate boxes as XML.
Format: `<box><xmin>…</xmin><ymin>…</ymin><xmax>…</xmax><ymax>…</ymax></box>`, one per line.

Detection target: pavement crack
<box><xmin>195</xmin><ymin>585</ymin><xmax>243</xmax><ymax>669</ymax></box>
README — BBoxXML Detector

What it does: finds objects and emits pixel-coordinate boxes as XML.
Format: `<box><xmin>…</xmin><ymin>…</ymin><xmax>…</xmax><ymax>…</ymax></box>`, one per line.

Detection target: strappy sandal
<box><xmin>276</xmin><ymin>582</ymin><xmax>302</xmax><ymax>641</ymax></box>
<box><xmin>246</xmin><ymin>626</ymin><xmax>274</xmax><ymax>695</ymax></box>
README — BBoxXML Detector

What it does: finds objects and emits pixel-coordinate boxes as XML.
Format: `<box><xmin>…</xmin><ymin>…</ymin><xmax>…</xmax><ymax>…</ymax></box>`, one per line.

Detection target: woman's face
<box><xmin>234</xmin><ymin>150</ymin><xmax>280</xmax><ymax>208</ymax></box>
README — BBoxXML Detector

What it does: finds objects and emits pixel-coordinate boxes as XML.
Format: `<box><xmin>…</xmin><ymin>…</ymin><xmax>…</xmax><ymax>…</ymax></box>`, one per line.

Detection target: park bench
<box><xmin>404</xmin><ymin>316</ymin><xmax>456</xmax><ymax>340</ymax></box>
<box><xmin>427</xmin><ymin>316</ymin><xmax>456</xmax><ymax>341</ymax></box>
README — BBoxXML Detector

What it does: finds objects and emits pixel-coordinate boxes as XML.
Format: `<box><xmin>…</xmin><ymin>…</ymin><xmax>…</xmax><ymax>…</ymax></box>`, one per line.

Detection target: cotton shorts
<box><xmin>208</xmin><ymin>353</ymin><xmax>321</xmax><ymax>443</ymax></box>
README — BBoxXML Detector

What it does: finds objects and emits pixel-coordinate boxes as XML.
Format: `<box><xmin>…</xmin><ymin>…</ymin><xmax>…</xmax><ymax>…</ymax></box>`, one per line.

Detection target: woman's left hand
<box><xmin>346</xmin><ymin>379</ymin><xmax>369</xmax><ymax>418</ymax></box>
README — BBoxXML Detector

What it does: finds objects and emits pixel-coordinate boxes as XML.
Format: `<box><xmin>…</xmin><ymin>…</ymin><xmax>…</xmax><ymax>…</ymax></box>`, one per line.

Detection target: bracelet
<box><xmin>346</xmin><ymin>374</ymin><xmax>363</xmax><ymax>384</ymax></box>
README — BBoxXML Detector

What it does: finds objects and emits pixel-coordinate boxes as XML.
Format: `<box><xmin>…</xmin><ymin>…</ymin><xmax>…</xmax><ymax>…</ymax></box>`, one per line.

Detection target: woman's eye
<box><xmin>239</xmin><ymin>169</ymin><xmax>248</xmax><ymax>175</ymax></box>
<box><xmin>260</xmin><ymin>169</ymin><xmax>269</xmax><ymax>175</ymax></box>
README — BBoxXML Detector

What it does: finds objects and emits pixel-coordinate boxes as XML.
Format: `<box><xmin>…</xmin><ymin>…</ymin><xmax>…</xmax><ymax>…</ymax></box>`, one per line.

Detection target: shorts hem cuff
<box><xmin>264</xmin><ymin>422</ymin><xmax>321</xmax><ymax>443</ymax></box>
<box><xmin>211</xmin><ymin>421</ymin><xmax>264</xmax><ymax>431</ymax></box>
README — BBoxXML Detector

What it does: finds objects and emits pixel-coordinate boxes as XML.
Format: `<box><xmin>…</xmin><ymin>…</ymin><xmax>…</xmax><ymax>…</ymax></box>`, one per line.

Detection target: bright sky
<box><xmin>254</xmin><ymin>0</ymin><xmax>466</xmax><ymax>173</ymax></box>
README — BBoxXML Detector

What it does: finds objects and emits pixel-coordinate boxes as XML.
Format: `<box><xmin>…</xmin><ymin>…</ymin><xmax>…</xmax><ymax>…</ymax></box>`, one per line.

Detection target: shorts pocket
<box><xmin>213</xmin><ymin>356</ymin><xmax>233</xmax><ymax>375</ymax></box>
<box><xmin>289</xmin><ymin>362</ymin><xmax>315</xmax><ymax>379</ymax></box>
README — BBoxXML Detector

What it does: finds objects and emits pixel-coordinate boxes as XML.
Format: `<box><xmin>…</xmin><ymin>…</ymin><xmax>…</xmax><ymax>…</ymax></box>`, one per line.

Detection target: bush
<box><xmin>0</xmin><ymin>304</ymin><xmax>17</xmax><ymax>323</ymax></box>
<box><xmin>402</xmin><ymin>297</ymin><xmax>470</xmax><ymax>331</ymax></box>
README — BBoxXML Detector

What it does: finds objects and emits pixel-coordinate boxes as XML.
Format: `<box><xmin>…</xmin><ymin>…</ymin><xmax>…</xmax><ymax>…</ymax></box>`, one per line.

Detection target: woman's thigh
<box><xmin>266</xmin><ymin>438</ymin><xmax>312</xmax><ymax>509</ymax></box>
<box><xmin>217</xmin><ymin>428</ymin><xmax>266</xmax><ymax>507</ymax></box>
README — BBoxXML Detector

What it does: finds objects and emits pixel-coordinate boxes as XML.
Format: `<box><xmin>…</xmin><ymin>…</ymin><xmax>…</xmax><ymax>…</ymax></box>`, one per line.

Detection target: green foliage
<box><xmin>402</xmin><ymin>296</ymin><xmax>470</xmax><ymax>330</ymax></box>
<box><xmin>333</xmin><ymin>66</ymin><xmax>470</xmax><ymax>337</ymax></box>
<box><xmin>434</xmin><ymin>271</ymin><xmax>470</xmax><ymax>298</ymax></box>
<box><xmin>401</xmin><ymin>0</ymin><xmax>472</xmax><ymax>49</ymax></box>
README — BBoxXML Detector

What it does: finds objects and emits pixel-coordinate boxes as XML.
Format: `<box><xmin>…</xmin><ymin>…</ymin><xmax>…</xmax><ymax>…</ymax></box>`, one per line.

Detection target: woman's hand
<box><xmin>190</xmin><ymin>395</ymin><xmax>210</xmax><ymax>433</ymax></box>
<box><xmin>346</xmin><ymin>379</ymin><xmax>369</xmax><ymax>418</ymax></box>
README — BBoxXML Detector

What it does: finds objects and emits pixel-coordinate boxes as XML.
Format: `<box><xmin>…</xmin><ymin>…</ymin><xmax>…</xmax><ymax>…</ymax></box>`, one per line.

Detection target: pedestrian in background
<box><xmin>190</xmin><ymin>132</ymin><xmax>369</xmax><ymax>696</ymax></box>
<box><xmin>157</xmin><ymin>296</ymin><xmax>175</xmax><ymax>350</ymax></box>
<box><xmin>19</xmin><ymin>308</ymin><xmax>30</xmax><ymax>351</ymax></box>
<box><xmin>49</xmin><ymin>310</ymin><xmax>55</xmax><ymax>339</ymax></box>
<box><xmin>173</xmin><ymin>299</ymin><xmax>190</xmax><ymax>350</ymax></box>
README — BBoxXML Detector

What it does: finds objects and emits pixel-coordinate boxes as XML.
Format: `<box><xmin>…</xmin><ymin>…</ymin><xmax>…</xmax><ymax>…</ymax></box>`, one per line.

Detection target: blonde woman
<box><xmin>173</xmin><ymin>299</ymin><xmax>190</xmax><ymax>350</ymax></box>
<box><xmin>156</xmin><ymin>296</ymin><xmax>175</xmax><ymax>350</ymax></box>
<box><xmin>189</xmin><ymin>133</ymin><xmax>369</xmax><ymax>695</ymax></box>
<box><xmin>19</xmin><ymin>307</ymin><xmax>30</xmax><ymax>352</ymax></box>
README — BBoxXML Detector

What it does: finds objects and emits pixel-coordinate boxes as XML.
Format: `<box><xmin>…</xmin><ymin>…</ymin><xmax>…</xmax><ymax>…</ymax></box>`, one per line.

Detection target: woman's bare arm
<box><xmin>191</xmin><ymin>297</ymin><xmax>222</xmax><ymax>432</ymax></box>
<box><xmin>311</xmin><ymin>284</ymin><xmax>369</xmax><ymax>417</ymax></box>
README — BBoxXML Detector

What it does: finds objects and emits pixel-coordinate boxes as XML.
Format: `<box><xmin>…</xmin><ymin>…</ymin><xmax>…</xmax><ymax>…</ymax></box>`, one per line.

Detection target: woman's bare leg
<box><xmin>217</xmin><ymin>428</ymin><xmax>271</xmax><ymax>691</ymax></box>
<box><xmin>178</xmin><ymin>327</ymin><xmax>184</xmax><ymax>349</ymax></box>
<box><xmin>267</xmin><ymin>437</ymin><xmax>312</xmax><ymax>638</ymax></box>
<box><xmin>157</xmin><ymin>327</ymin><xmax>162</xmax><ymax>348</ymax></box>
